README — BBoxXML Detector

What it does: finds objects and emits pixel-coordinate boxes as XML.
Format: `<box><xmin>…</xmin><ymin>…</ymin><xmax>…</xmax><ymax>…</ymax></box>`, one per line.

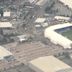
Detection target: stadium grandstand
<box><xmin>44</xmin><ymin>23</ymin><xmax>72</xmax><ymax>49</ymax></box>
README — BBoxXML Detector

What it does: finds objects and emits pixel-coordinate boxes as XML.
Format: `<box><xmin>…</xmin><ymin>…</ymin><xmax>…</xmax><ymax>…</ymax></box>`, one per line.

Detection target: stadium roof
<box><xmin>0</xmin><ymin>46</ymin><xmax>12</xmax><ymax>60</ymax></box>
<box><xmin>35</xmin><ymin>18</ymin><xmax>46</xmax><ymax>23</ymax></box>
<box><xmin>3</xmin><ymin>11</ymin><xmax>10</xmax><ymax>17</ymax></box>
<box><xmin>44</xmin><ymin>23</ymin><xmax>72</xmax><ymax>49</ymax></box>
<box><xmin>59</xmin><ymin>0</ymin><xmax>72</xmax><ymax>9</ymax></box>
<box><xmin>0</xmin><ymin>22</ymin><xmax>12</xmax><ymax>28</ymax></box>
<box><xmin>29</xmin><ymin>56</ymin><xmax>71</xmax><ymax>72</ymax></box>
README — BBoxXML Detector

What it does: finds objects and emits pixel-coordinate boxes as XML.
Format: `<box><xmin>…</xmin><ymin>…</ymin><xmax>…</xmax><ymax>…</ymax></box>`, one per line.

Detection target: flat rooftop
<box><xmin>35</xmin><ymin>18</ymin><xmax>46</xmax><ymax>23</ymax></box>
<box><xmin>0</xmin><ymin>22</ymin><xmax>12</xmax><ymax>28</ymax></box>
<box><xmin>36</xmin><ymin>0</ymin><xmax>48</xmax><ymax>5</ymax></box>
<box><xmin>3</xmin><ymin>11</ymin><xmax>10</xmax><ymax>17</ymax></box>
<box><xmin>29</xmin><ymin>56</ymin><xmax>71</xmax><ymax>72</ymax></box>
<box><xmin>54</xmin><ymin>16</ymin><xmax>70</xmax><ymax>20</ymax></box>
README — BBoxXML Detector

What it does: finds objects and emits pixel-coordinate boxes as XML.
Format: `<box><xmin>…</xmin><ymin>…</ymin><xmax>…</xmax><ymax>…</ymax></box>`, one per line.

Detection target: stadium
<box><xmin>55</xmin><ymin>26</ymin><xmax>72</xmax><ymax>41</ymax></box>
<box><xmin>44</xmin><ymin>23</ymin><xmax>72</xmax><ymax>49</ymax></box>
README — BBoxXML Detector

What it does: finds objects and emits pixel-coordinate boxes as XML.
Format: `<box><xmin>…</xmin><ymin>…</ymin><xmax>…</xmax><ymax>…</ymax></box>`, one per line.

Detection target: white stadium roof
<box><xmin>29</xmin><ymin>56</ymin><xmax>71</xmax><ymax>72</ymax></box>
<box><xmin>0</xmin><ymin>22</ymin><xmax>12</xmax><ymax>28</ymax></box>
<box><xmin>35</xmin><ymin>18</ymin><xmax>46</xmax><ymax>23</ymax></box>
<box><xmin>0</xmin><ymin>46</ymin><xmax>12</xmax><ymax>60</ymax></box>
<box><xmin>44</xmin><ymin>23</ymin><xmax>72</xmax><ymax>49</ymax></box>
<box><xmin>59</xmin><ymin>0</ymin><xmax>72</xmax><ymax>9</ymax></box>
<box><xmin>3</xmin><ymin>11</ymin><xmax>10</xmax><ymax>17</ymax></box>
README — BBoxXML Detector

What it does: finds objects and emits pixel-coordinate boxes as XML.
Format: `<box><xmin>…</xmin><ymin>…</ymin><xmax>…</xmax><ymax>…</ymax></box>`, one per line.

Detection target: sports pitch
<box><xmin>62</xmin><ymin>30</ymin><xmax>72</xmax><ymax>40</ymax></box>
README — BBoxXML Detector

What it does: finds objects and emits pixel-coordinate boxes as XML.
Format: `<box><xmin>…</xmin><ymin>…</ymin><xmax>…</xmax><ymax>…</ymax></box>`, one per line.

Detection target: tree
<box><xmin>0</xmin><ymin>8</ymin><xmax>3</xmax><ymax>17</ymax></box>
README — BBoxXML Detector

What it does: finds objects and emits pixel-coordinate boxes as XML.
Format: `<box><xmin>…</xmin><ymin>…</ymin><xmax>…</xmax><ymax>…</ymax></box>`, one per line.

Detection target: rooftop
<box><xmin>54</xmin><ymin>16</ymin><xmax>70</xmax><ymax>20</ymax></box>
<box><xmin>59</xmin><ymin>0</ymin><xmax>72</xmax><ymax>9</ymax></box>
<box><xmin>29</xmin><ymin>56</ymin><xmax>71</xmax><ymax>72</ymax></box>
<box><xmin>35</xmin><ymin>18</ymin><xmax>46</xmax><ymax>23</ymax></box>
<box><xmin>45</xmin><ymin>23</ymin><xmax>72</xmax><ymax>49</ymax></box>
<box><xmin>36</xmin><ymin>0</ymin><xmax>48</xmax><ymax>5</ymax></box>
<box><xmin>0</xmin><ymin>22</ymin><xmax>12</xmax><ymax>28</ymax></box>
<box><xmin>3</xmin><ymin>11</ymin><xmax>11</xmax><ymax>17</ymax></box>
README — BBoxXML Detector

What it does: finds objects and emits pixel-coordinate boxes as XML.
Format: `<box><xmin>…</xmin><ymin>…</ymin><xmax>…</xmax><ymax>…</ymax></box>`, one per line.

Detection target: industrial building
<box><xmin>44</xmin><ymin>23</ymin><xmax>72</xmax><ymax>49</ymax></box>
<box><xmin>29</xmin><ymin>56</ymin><xmax>72</xmax><ymax>72</ymax></box>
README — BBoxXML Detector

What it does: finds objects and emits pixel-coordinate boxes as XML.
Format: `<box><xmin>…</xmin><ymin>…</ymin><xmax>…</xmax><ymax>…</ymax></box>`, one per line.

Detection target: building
<box><xmin>0</xmin><ymin>22</ymin><xmax>12</xmax><ymax>28</ymax></box>
<box><xmin>0</xmin><ymin>46</ymin><xmax>12</xmax><ymax>60</ymax></box>
<box><xmin>3</xmin><ymin>11</ymin><xmax>11</xmax><ymax>17</ymax></box>
<box><xmin>36</xmin><ymin>0</ymin><xmax>48</xmax><ymax>6</ymax></box>
<box><xmin>0</xmin><ymin>22</ymin><xmax>13</xmax><ymax>36</ymax></box>
<box><xmin>29</xmin><ymin>56</ymin><xmax>72</xmax><ymax>72</ymax></box>
<box><xmin>44</xmin><ymin>23</ymin><xmax>72</xmax><ymax>49</ymax></box>
<box><xmin>54</xmin><ymin>16</ymin><xmax>70</xmax><ymax>21</ymax></box>
<box><xmin>35</xmin><ymin>18</ymin><xmax>46</xmax><ymax>23</ymax></box>
<box><xmin>59</xmin><ymin>0</ymin><xmax>72</xmax><ymax>9</ymax></box>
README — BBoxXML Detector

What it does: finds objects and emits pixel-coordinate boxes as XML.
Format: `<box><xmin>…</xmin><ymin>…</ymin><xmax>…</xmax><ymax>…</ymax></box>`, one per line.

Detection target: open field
<box><xmin>62</xmin><ymin>30</ymin><xmax>72</xmax><ymax>40</ymax></box>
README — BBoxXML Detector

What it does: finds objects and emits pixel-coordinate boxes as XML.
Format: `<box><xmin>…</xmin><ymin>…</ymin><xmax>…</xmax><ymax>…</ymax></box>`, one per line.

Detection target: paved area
<box><xmin>3</xmin><ymin>41</ymin><xmax>63</xmax><ymax>64</ymax></box>
<box><xmin>1</xmin><ymin>63</ymin><xmax>35</xmax><ymax>72</ymax></box>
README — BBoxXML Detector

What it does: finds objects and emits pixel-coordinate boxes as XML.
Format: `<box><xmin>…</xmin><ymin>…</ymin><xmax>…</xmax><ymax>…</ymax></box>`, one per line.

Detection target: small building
<box><xmin>29</xmin><ymin>56</ymin><xmax>72</xmax><ymax>72</ymax></box>
<box><xmin>0</xmin><ymin>22</ymin><xmax>13</xmax><ymax>35</ymax></box>
<box><xmin>0</xmin><ymin>22</ymin><xmax>12</xmax><ymax>28</ymax></box>
<box><xmin>36</xmin><ymin>0</ymin><xmax>48</xmax><ymax>6</ymax></box>
<box><xmin>35</xmin><ymin>18</ymin><xmax>46</xmax><ymax>23</ymax></box>
<box><xmin>3</xmin><ymin>11</ymin><xmax>11</xmax><ymax>17</ymax></box>
<box><xmin>41</xmin><ymin>22</ymin><xmax>48</xmax><ymax>27</ymax></box>
<box><xmin>0</xmin><ymin>46</ymin><xmax>12</xmax><ymax>60</ymax></box>
<box><xmin>54</xmin><ymin>16</ymin><xmax>70</xmax><ymax>21</ymax></box>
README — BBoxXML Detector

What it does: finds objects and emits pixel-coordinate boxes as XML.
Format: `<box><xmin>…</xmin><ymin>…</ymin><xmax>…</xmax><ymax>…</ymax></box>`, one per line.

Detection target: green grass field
<box><xmin>62</xmin><ymin>30</ymin><xmax>72</xmax><ymax>40</ymax></box>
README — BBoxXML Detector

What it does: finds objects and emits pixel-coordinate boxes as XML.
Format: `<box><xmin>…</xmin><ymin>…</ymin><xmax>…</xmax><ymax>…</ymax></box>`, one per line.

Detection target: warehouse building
<box><xmin>29</xmin><ymin>56</ymin><xmax>72</xmax><ymax>72</ymax></box>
